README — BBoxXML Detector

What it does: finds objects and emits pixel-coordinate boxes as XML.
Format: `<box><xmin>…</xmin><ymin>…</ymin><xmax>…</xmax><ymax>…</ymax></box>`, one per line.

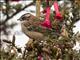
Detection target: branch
<box><xmin>1</xmin><ymin>2</ymin><xmax>34</xmax><ymax>25</ymax></box>
<box><xmin>3</xmin><ymin>39</ymin><xmax>12</xmax><ymax>44</ymax></box>
<box><xmin>5</xmin><ymin>1</ymin><xmax>9</xmax><ymax>19</ymax></box>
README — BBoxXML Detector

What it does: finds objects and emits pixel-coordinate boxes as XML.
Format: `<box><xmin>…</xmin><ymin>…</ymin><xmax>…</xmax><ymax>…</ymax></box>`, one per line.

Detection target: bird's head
<box><xmin>18</xmin><ymin>13</ymin><xmax>31</xmax><ymax>21</ymax></box>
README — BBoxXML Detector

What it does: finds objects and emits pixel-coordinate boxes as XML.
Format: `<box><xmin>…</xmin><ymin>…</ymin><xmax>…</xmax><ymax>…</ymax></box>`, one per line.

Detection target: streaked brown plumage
<box><xmin>19</xmin><ymin>13</ymin><xmax>44</xmax><ymax>41</ymax></box>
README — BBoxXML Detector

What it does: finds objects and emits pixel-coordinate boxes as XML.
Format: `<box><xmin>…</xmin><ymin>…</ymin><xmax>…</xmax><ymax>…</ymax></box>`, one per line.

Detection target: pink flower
<box><xmin>54</xmin><ymin>13</ymin><xmax>62</xmax><ymax>20</ymax></box>
<box><xmin>41</xmin><ymin>7</ymin><xmax>52</xmax><ymax>29</ymax></box>
<box><xmin>38</xmin><ymin>54</ymin><xmax>43</xmax><ymax>60</ymax></box>
<box><xmin>53</xmin><ymin>1</ymin><xmax>62</xmax><ymax>20</ymax></box>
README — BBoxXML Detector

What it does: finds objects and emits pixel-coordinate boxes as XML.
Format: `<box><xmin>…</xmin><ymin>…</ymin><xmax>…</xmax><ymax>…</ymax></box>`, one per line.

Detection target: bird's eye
<box><xmin>22</xmin><ymin>16</ymin><xmax>26</xmax><ymax>20</ymax></box>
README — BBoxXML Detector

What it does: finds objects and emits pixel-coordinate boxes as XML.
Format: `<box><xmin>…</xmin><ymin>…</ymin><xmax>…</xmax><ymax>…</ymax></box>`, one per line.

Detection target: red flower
<box><xmin>54</xmin><ymin>13</ymin><xmax>62</xmax><ymax>20</ymax></box>
<box><xmin>53</xmin><ymin>1</ymin><xmax>62</xmax><ymax>20</ymax></box>
<box><xmin>41</xmin><ymin>7</ymin><xmax>52</xmax><ymax>29</ymax></box>
<box><xmin>38</xmin><ymin>54</ymin><xmax>43</xmax><ymax>60</ymax></box>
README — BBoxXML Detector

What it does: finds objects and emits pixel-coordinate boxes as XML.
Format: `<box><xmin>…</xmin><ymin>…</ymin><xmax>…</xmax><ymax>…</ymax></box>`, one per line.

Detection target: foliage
<box><xmin>0</xmin><ymin>0</ymin><xmax>80</xmax><ymax>60</ymax></box>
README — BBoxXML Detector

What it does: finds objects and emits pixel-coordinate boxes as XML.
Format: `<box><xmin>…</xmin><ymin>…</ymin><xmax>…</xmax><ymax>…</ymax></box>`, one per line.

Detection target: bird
<box><xmin>18</xmin><ymin>13</ymin><xmax>44</xmax><ymax>41</ymax></box>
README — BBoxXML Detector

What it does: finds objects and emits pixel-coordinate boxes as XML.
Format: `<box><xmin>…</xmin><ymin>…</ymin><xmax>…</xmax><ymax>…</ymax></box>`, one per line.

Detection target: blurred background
<box><xmin>0</xmin><ymin>0</ymin><xmax>80</xmax><ymax>60</ymax></box>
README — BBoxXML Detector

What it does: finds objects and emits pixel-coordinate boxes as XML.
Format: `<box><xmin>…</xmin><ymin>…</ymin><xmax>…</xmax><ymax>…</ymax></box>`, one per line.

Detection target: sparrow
<box><xmin>18</xmin><ymin>13</ymin><xmax>44</xmax><ymax>41</ymax></box>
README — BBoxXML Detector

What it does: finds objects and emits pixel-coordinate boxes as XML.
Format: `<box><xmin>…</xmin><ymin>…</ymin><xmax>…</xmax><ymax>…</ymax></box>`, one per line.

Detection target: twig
<box><xmin>3</xmin><ymin>39</ymin><xmax>12</xmax><ymax>44</ymax></box>
<box><xmin>1</xmin><ymin>2</ymin><xmax>34</xmax><ymax>25</ymax></box>
<box><xmin>22</xmin><ymin>47</ymin><xmax>27</xmax><ymax>59</ymax></box>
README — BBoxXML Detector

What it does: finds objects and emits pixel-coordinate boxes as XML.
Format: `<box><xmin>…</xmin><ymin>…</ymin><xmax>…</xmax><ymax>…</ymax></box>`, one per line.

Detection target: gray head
<box><xmin>18</xmin><ymin>13</ymin><xmax>31</xmax><ymax>21</ymax></box>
